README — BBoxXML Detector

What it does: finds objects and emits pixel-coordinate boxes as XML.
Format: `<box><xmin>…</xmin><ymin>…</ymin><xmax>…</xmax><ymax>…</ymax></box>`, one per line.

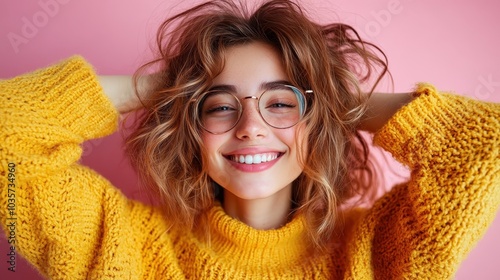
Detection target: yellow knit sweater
<box><xmin>0</xmin><ymin>57</ymin><xmax>499</xmax><ymax>279</ymax></box>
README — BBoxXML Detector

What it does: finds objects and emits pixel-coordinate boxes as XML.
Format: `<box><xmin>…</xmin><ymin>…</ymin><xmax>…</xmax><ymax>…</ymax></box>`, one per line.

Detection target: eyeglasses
<box><xmin>195</xmin><ymin>84</ymin><xmax>311</xmax><ymax>134</ymax></box>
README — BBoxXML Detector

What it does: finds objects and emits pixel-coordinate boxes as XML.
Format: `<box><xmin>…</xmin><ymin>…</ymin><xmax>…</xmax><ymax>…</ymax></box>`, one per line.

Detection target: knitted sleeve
<box><xmin>0</xmin><ymin>57</ymin><xmax>145</xmax><ymax>278</ymax></box>
<box><xmin>345</xmin><ymin>84</ymin><xmax>500</xmax><ymax>279</ymax></box>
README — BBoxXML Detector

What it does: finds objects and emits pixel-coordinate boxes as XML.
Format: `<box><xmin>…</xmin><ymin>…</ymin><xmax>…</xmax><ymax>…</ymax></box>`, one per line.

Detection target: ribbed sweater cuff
<box><xmin>20</xmin><ymin>56</ymin><xmax>118</xmax><ymax>140</ymax></box>
<box><xmin>373</xmin><ymin>83</ymin><xmax>455</xmax><ymax>167</ymax></box>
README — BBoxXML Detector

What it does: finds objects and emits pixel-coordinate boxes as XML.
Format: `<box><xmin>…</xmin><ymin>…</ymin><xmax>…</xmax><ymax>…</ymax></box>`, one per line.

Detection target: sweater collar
<box><xmin>206</xmin><ymin>203</ymin><xmax>309</xmax><ymax>266</ymax></box>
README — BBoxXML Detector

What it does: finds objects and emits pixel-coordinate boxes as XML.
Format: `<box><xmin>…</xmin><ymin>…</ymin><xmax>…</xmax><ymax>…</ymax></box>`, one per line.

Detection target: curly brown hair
<box><xmin>125</xmin><ymin>0</ymin><xmax>388</xmax><ymax>252</ymax></box>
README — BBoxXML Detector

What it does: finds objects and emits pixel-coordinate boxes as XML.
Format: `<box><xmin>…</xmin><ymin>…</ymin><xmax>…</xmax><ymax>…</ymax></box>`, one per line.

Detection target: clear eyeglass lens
<box><xmin>199</xmin><ymin>85</ymin><xmax>306</xmax><ymax>134</ymax></box>
<box><xmin>199</xmin><ymin>91</ymin><xmax>241</xmax><ymax>134</ymax></box>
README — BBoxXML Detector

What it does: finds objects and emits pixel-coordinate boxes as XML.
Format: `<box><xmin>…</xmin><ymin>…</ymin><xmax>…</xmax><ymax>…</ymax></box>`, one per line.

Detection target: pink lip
<box><xmin>224</xmin><ymin>147</ymin><xmax>282</xmax><ymax>155</ymax></box>
<box><xmin>223</xmin><ymin>147</ymin><xmax>284</xmax><ymax>173</ymax></box>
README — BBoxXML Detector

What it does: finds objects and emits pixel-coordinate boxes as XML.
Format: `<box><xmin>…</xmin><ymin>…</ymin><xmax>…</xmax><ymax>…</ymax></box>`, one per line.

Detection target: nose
<box><xmin>234</xmin><ymin>99</ymin><xmax>268</xmax><ymax>140</ymax></box>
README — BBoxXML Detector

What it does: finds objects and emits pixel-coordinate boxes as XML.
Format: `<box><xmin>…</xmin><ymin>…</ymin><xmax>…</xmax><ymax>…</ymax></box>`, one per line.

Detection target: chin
<box><xmin>223</xmin><ymin>182</ymin><xmax>291</xmax><ymax>201</ymax></box>
<box><xmin>226</xmin><ymin>187</ymin><xmax>275</xmax><ymax>200</ymax></box>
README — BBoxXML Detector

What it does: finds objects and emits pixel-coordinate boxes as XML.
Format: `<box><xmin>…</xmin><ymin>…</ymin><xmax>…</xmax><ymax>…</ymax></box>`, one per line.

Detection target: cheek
<box><xmin>201</xmin><ymin>128</ymin><xmax>227</xmax><ymax>150</ymax></box>
<box><xmin>290</xmin><ymin>124</ymin><xmax>308</xmax><ymax>166</ymax></box>
<box><xmin>200</xmin><ymin>133</ymin><xmax>225</xmax><ymax>167</ymax></box>
<box><xmin>273</xmin><ymin>125</ymin><xmax>307</xmax><ymax>168</ymax></box>
<box><xmin>201</xmin><ymin>134</ymin><xmax>216</xmax><ymax>161</ymax></box>
<box><xmin>200</xmin><ymin>133</ymin><xmax>234</xmax><ymax>187</ymax></box>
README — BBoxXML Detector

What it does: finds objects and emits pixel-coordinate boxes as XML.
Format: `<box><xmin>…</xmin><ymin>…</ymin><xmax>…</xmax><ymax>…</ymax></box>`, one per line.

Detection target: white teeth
<box><xmin>254</xmin><ymin>154</ymin><xmax>262</xmax><ymax>164</ymax></box>
<box><xmin>232</xmin><ymin>153</ymin><xmax>279</xmax><ymax>164</ymax></box>
<box><xmin>244</xmin><ymin>155</ymin><xmax>253</xmax><ymax>164</ymax></box>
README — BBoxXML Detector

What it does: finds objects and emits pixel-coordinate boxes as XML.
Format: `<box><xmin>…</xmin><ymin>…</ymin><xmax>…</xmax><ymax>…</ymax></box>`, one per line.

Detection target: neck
<box><xmin>222</xmin><ymin>185</ymin><xmax>292</xmax><ymax>230</ymax></box>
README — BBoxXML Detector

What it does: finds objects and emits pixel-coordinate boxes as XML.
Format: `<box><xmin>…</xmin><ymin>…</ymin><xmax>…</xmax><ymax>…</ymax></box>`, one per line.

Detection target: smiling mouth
<box><xmin>226</xmin><ymin>153</ymin><xmax>282</xmax><ymax>164</ymax></box>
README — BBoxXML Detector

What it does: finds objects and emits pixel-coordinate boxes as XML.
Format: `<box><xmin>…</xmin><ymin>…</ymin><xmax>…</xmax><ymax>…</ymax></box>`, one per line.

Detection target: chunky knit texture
<box><xmin>1</xmin><ymin>57</ymin><xmax>499</xmax><ymax>279</ymax></box>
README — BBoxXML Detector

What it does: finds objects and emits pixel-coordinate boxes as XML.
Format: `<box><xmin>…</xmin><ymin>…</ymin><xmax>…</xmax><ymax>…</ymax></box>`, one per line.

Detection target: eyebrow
<box><xmin>208</xmin><ymin>80</ymin><xmax>292</xmax><ymax>93</ymax></box>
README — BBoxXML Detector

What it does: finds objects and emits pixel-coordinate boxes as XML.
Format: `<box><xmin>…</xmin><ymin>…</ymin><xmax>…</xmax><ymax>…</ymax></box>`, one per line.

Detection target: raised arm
<box><xmin>98</xmin><ymin>74</ymin><xmax>153</xmax><ymax>113</ymax></box>
<box><xmin>0</xmin><ymin>57</ymin><xmax>145</xmax><ymax>278</ymax></box>
<box><xmin>346</xmin><ymin>84</ymin><xmax>500</xmax><ymax>278</ymax></box>
<box><xmin>358</xmin><ymin>92</ymin><xmax>414</xmax><ymax>133</ymax></box>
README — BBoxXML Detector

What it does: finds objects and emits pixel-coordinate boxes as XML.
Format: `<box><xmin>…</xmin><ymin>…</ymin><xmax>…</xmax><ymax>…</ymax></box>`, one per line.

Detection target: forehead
<box><xmin>212</xmin><ymin>42</ymin><xmax>289</xmax><ymax>93</ymax></box>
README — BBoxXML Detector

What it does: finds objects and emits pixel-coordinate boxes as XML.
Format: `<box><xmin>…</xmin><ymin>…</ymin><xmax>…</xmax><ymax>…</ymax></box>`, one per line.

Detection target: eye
<box><xmin>201</xmin><ymin>91</ymin><xmax>239</xmax><ymax>116</ymax></box>
<box><xmin>264</xmin><ymin>96</ymin><xmax>298</xmax><ymax>112</ymax></box>
<box><xmin>205</xmin><ymin>105</ymin><xmax>237</xmax><ymax>114</ymax></box>
<box><xmin>262</xmin><ymin>87</ymin><xmax>299</xmax><ymax>112</ymax></box>
<box><xmin>267</xmin><ymin>102</ymin><xmax>296</xmax><ymax>109</ymax></box>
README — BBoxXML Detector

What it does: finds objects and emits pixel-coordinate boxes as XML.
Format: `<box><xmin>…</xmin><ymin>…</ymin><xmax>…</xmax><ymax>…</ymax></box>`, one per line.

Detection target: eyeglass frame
<box><xmin>193</xmin><ymin>84</ymin><xmax>313</xmax><ymax>135</ymax></box>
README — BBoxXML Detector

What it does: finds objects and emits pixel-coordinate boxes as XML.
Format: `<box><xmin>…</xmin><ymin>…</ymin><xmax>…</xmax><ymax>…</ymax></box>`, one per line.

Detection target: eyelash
<box><xmin>206</xmin><ymin>105</ymin><xmax>236</xmax><ymax>113</ymax></box>
<box><xmin>267</xmin><ymin>102</ymin><xmax>295</xmax><ymax>108</ymax></box>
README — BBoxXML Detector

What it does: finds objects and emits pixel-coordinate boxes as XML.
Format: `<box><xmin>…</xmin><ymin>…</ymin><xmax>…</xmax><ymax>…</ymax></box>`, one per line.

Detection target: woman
<box><xmin>1</xmin><ymin>0</ymin><xmax>499</xmax><ymax>279</ymax></box>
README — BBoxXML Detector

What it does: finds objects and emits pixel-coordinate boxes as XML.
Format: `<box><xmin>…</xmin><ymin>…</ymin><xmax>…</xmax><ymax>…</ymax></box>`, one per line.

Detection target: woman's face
<box><xmin>201</xmin><ymin>42</ymin><xmax>307</xmax><ymax>201</ymax></box>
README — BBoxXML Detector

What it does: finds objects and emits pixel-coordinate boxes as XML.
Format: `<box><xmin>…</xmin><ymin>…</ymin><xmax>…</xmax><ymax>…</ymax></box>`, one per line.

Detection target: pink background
<box><xmin>1</xmin><ymin>0</ymin><xmax>499</xmax><ymax>278</ymax></box>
